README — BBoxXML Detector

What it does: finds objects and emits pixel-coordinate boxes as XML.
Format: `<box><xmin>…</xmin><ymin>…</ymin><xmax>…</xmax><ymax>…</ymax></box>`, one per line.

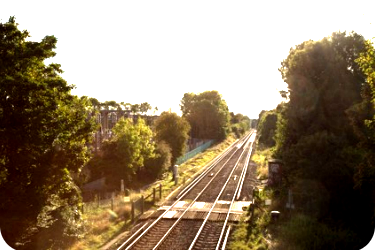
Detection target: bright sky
<box><xmin>1</xmin><ymin>0</ymin><xmax>375</xmax><ymax>119</ymax></box>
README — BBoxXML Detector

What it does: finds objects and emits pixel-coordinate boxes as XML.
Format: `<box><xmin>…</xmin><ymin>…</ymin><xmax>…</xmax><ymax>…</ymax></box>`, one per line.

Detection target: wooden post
<box><xmin>141</xmin><ymin>195</ymin><xmax>144</xmax><ymax>214</ymax></box>
<box><xmin>153</xmin><ymin>188</ymin><xmax>156</xmax><ymax>203</ymax></box>
<box><xmin>131</xmin><ymin>201</ymin><xmax>135</xmax><ymax>223</ymax></box>
<box><xmin>81</xmin><ymin>203</ymin><xmax>84</xmax><ymax>214</ymax></box>
<box><xmin>159</xmin><ymin>184</ymin><xmax>162</xmax><ymax>199</ymax></box>
<box><xmin>111</xmin><ymin>198</ymin><xmax>114</xmax><ymax>211</ymax></box>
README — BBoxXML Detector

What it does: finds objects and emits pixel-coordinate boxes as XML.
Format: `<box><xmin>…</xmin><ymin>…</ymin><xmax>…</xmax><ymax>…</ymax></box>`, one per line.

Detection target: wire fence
<box><xmin>82</xmin><ymin>184</ymin><xmax>163</xmax><ymax>223</ymax></box>
<box><xmin>176</xmin><ymin>139</ymin><xmax>215</xmax><ymax>165</ymax></box>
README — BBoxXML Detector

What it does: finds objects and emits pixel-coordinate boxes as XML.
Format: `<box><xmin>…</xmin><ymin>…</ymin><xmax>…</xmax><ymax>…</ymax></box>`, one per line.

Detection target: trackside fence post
<box><xmin>159</xmin><ymin>184</ymin><xmax>162</xmax><ymax>199</ymax></box>
<box><xmin>153</xmin><ymin>188</ymin><xmax>156</xmax><ymax>203</ymax></box>
<box><xmin>141</xmin><ymin>196</ymin><xmax>144</xmax><ymax>214</ymax></box>
<box><xmin>131</xmin><ymin>201</ymin><xmax>135</xmax><ymax>223</ymax></box>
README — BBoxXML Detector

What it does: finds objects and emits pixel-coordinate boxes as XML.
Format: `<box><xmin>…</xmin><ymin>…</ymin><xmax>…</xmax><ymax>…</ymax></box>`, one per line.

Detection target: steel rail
<box><xmin>116</xmin><ymin>221</ymin><xmax>150</xmax><ymax>250</ymax></box>
<box><xmin>221</xmin><ymin>225</ymin><xmax>231</xmax><ymax>250</ymax></box>
<box><xmin>118</xmin><ymin>132</ymin><xmax>253</xmax><ymax>250</ymax></box>
<box><xmin>176</xmin><ymin>131</ymin><xmax>253</xmax><ymax>199</ymax></box>
<box><xmin>188</xmin><ymin>134</ymin><xmax>253</xmax><ymax>250</ymax></box>
<box><xmin>236</xmin><ymin>130</ymin><xmax>256</xmax><ymax>200</ymax></box>
<box><xmin>216</xmin><ymin>135</ymin><xmax>256</xmax><ymax>250</ymax></box>
<box><xmin>175</xmin><ymin>139</ymin><xmax>239</xmax><ymax>199</ymax></box>
<box><xmin>151</xmin><ymin>132</ymin><xmax>253</xmax><ymax>250</ymax></box>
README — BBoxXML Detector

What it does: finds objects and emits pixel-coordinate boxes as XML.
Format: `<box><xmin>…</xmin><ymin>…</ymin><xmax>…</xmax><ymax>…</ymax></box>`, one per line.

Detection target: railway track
<box><xmin>117</xmin><ymin>131</ymin><xmax>256</xmax><ymax>250</ymax></box>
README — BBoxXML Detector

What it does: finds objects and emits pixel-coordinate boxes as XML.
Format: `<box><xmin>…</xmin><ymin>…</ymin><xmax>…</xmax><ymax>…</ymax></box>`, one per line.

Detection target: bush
<box><xmin>278</xmin><ymin>214</ymin><xmax>360</xmax><ymax>249</ymax></box>
<box><xmin>141</xmin><ymin>141</ymin><xmax>172</xmax><ymax>181</ymax></box>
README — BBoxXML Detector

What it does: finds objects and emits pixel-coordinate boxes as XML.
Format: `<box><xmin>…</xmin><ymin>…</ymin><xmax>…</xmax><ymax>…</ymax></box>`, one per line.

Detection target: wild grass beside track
<box><xmin>69</xmin><ymin>134</ymin><xmax>237</xmax><ymax>250</ymax></box>
<box><xmin>227</xmin><ymin>141</ymin><xmax>362</xmax><ymax>250</ymax></box>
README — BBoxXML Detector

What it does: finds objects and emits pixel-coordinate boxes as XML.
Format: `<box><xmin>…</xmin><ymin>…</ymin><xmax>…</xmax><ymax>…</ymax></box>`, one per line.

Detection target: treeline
<box><xmin>86</xmin><ymin>112</ymin><xmax>190</xmax><ymax>190</ymax></box>
<box><xmin>88</xmin><ymin>99</ymin><xmax>157</xmax><ymax>115</ymax></box>
<box><xmin>86</xmin><ymin>91</ymin><xmax>252</xmax><ymax>189</ymax></box>
<box><xmin>0</xmin><ymin>18</ymin><xmax>252</xmax><ymax>249</ymax></box>
<box><xmin>257</xmin><ymin>31</ymin><xmax>375</xmax><ymax>249</ymax></box>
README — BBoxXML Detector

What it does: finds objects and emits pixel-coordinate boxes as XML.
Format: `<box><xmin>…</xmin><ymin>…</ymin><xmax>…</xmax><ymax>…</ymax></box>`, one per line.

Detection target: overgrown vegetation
<box><xmin>68</xmin><ymin>135</ymin><xmax>237</xmax><ymax>250</ymax></box>
<box><xmin>153</xmin><ymin>112</ymin><xmax>191</xmax><ymax>166</ymax></box>
<box><xmin>181</xmin><ymin>90</ymin><xmax>230</xmax><ymax>140</ymax></box>
<box><xmin>274</xmin><ymin>31</ymin><xmax>374</xmax><ymax>248</ymax></box>
<box><xmin>228</xmin><ymin>188</ymin><xmax>272</xmax><ymax>250</ymax></box>
<box><xmin>229</xmin><ymin>31</ymin><xmax>375</xmax><ymax>250</ymax></box>
<box><xmin>69</xmin><ymin>202</ymin><xmax>131</xmax><ymax>250</ymax></box>
<box><xmin>0</xmin><ymin>17</ymin><xmax>97</xmax><ymax>249</ymax></box>
<box><xmin>229</xmin><ymin>112</ymin><xmax>251</xmax><ymax>138</ymax></box>
<box><xmin>257</xmin><ymin>110</ymin><xmax>277</xmax><ymax>148</ymax></box>
<box><xmin>251</xmin><ymin>148</ymin><xmax>272</xmax><ymax>180</ymax></box>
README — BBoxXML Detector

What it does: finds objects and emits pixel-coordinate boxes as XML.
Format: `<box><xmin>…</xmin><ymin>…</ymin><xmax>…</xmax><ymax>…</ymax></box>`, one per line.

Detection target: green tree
<box><xmin>353</xmin><ymin>39</ymin><xmax>375</xmax><ymax>232</ymax></box>
<box><xmin>97</xmin><ymin>118</ymin><xmax>155</xmax><ymax>188</ymax></box>
<box><xmin>154</xmin><ymin>112</ymin><xmax>191</xmax><ymax>166</ymax></box>
<box><xmin>275</xmin><ymin>31</ymin><xmax>374</xmax><ymax>248</ymax></box>
<box><xmin>142</xmin><ymin>141</ymin><xmax>172</xmax><ymax>181</ymax></box>
<box><xmin>131</xmin><ymin>103</ymin><xmax>140</xmax><ymax>114</ymax></box>
<box><xmin>140</xmin><ymin>102</ymin><xmax>152</xmax><ymax>115</ymax></box>
<box><xmin>230</xmin><ymin>113</ymin><xmax>250</xmax><ymax>138</ymax></box>
<box><xmin>0</xmin><ymin>17</ymin><xmax>97</xmax><ymax>249</ymax></box>
<box><xmin>180</xmin><ymin>91</ymin><xmax>230</xmax><ymax>140</ymax></box>
<box><xmin>257</xmin><ymin>110</ymin><xmax>277</xmax><ymax>147</ymax></box>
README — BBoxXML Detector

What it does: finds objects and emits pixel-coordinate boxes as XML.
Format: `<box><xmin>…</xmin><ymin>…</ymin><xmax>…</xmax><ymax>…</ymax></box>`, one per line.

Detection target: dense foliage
<box><xmin>88</xmin><ymin>118</ymin><xmax>157</xmax><ymax>189</ymax></box>
<box><xmin>0</xmin><ymin>17</ymin><xmax>97</xmax><ymax>249</ymax></box>
<box><xmin>88</xmin><ymin>98</ymin><xmax>155</xmax><ymax>115</ymax></box>
<box><xmin>180</xmin><ymin>91</ymin><xmax>230</xmax><ymax>140</ymax></box>
<box><xmin>141</xmin><ymin>141</ymin><xmax>172</xmax><ymax>180</ymax></box>
<box><xmin>354</xmin><ymin>39</ymin><xmax>375</xmax><ymax>232</ymax></box>
<box><xmin>230</xmin><ymin>112</ymin><xmax>251</xmax><ymax>138</ymax></box>
<box><xmin>274</xmin><ymin>31</ymin><xmax>374</xmax><ymax>248</ymax></box>
<box><xmin>153</xmin><ymin>112</ymin><xmax>191</xmax><ymax>166</ymax></box>
<box><xmin>257</xmin><ymin>110</ymin><xmax>277</xmax><ymax>147</ymax></box>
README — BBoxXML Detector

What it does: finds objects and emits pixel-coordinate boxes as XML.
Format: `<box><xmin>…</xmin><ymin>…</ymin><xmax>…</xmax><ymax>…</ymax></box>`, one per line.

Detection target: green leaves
<box><xmin>180</xmin><ymin>90</ymin><xmax>230</xmax><ymax>140</ymax></box>
<box><xmin>276</xmin><ymin>31</ymin><xmax>365</xmax><ymax>208</ymax></box>
<box><xmin>257</xmin><ymin>110</ymin><xmax>277</xmax><ymax>147</ymax></box>
<box><xmin>0</xmin><ymin>17</ymin><xmax>96</xmax><ymax>248</ymax></box>
<box><xmin>154</xmin><ymin>112</ymin><xmax>190</xmax><ymax>165</ymax></box>
<box><xmin>96</xmin><ymin>117</ymin><xmax>156</xmax><ymax>189</ymax></box>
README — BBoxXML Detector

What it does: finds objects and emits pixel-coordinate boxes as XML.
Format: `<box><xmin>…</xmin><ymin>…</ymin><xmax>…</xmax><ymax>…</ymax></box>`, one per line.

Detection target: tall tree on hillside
<box><xmin>0</xmin><ymin>17</ymin><xmax>97</xmax><ymax>249</ymax></box>
<box><xmin>275</xmin><ymin>31</ymin><xmax>373</xmax><ymax>247</ymax></box>
<box><xmin>180</xmin><ymin>91</ymin><xmax>230</xmax><ymax>140</ymax></box>
<box><xmin>154</xmin><ymin>112</ymin><xmax>191</xmax><ymax>166</ymax></box>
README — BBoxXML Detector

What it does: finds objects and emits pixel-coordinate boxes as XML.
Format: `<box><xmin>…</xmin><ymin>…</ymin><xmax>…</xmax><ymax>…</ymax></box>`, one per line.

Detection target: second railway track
<box><xmin>117</xmin><ymin>131</ymin><xmax>257</xmax><ymax>250</ymax></box>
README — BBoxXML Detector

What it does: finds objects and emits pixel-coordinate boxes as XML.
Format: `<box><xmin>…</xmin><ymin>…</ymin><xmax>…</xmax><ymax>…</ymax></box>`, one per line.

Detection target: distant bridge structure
<box><xmin>92</xmin><ymin>109</ymin><xmax>158</xmax><ymax>151</ymax></box>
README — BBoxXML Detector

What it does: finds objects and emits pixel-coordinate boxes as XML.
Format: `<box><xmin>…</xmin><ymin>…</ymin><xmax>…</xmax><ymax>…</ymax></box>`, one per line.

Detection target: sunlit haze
<box><xmin>1</xmin><ymin>0</ymin><xmax>375</xmax><ymax>118</ymax></box>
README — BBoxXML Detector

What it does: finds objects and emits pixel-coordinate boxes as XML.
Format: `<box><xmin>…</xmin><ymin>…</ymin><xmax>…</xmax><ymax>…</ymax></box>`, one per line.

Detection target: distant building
<box><xmin>91</xmin><ymin>109</ymin><xmax>159</xmax><ymax>152</ymax></box>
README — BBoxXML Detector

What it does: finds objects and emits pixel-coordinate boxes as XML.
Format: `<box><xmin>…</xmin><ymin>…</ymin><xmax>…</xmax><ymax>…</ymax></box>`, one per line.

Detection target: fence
<box><xmin>176</xmin><ymin>139</ymin><xmax>215</xmax><ymax>165</ymax></box>
<box><xmin>82</xmin><ymin>184</ymin><xmax>163</xmax><ymax>223</ymax></box>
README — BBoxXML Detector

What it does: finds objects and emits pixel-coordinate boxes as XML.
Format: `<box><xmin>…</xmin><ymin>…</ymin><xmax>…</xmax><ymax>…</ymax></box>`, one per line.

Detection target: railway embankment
<box><xmin>228</xmin><ymin>141</ymin><xmax>364</xmax><ymax>250</ymax></box>
<box><xmin>113</xmin><ymin>131</ymin><xmax>255</xmax><ymax>250</ymax></box>
<box><xmin>70</xmin><ymin>134</ymin><xmax>240</xmax><ymax>250</ymax></box>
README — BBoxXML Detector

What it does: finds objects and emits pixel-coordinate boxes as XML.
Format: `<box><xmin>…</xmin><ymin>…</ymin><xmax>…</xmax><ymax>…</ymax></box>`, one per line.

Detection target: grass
<box><xmin>68</xmin><ymin>134</ymin><xmax>238</xmax><ymax>250</ymax></box>
<box><xmin>227</xmin><ymin>142</ymin><xmax>275</xmax><ymax>250</ymax></box>
<box><xmin>227</xmin><ymin>186</ymin><xmax>273</xmax><ymax>250</ymax></box>
<box><xmin>228</xmin><ymin>141</ymin><xmax>362</xmax><ymax>250</ymax></box>
<box><xmin>69</xmin><ymin>201</ymin><xmax>132</xmax><ymax>249</ymax></box>
<box><xmin>251</xmin><ymin>146</ymin><xmax>273</xmax><ymax>180</ymax></box>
